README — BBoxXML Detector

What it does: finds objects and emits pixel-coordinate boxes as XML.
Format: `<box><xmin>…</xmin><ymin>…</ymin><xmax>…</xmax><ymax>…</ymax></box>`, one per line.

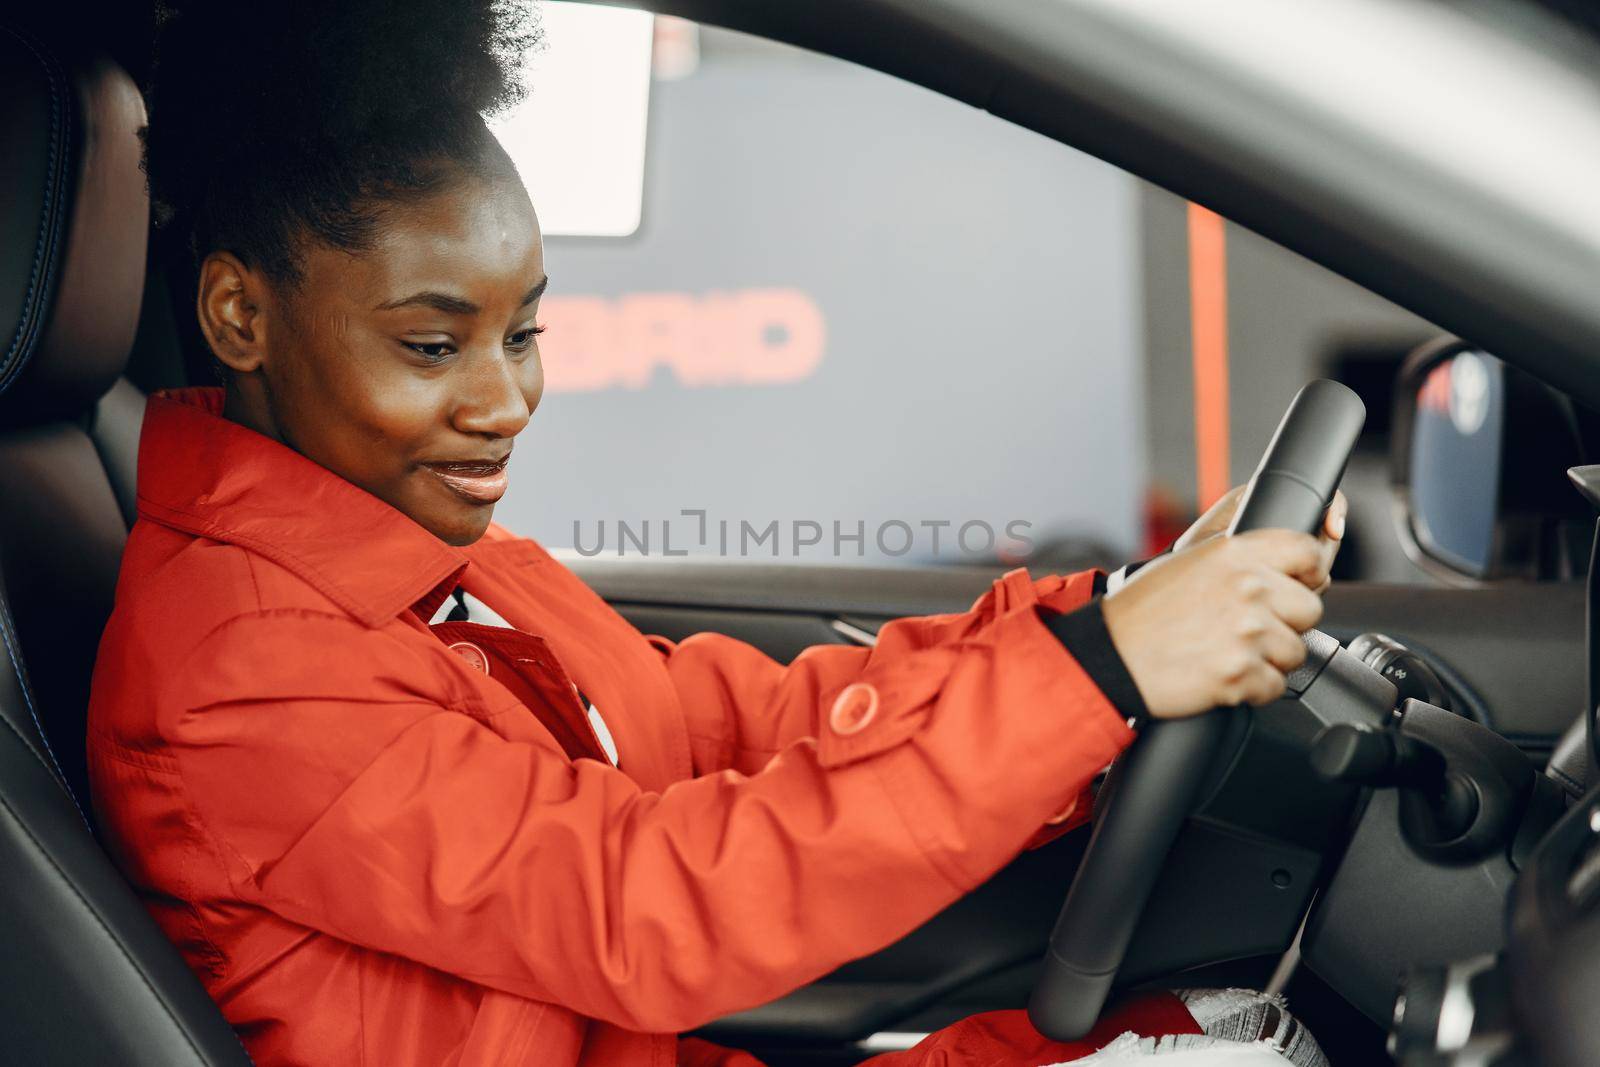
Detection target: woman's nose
<box><xmin>452</xmin><ymin>351</ymin><xmax>533</xmax><ymax>439</ymax></box>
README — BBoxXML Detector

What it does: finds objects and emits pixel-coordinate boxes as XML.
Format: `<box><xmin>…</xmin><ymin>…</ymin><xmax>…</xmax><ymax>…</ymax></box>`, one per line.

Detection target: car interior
<box><xmin>6</xmin><ymin>2</ymin><xmax>1600</xmax><ymax>1066</ymax></box>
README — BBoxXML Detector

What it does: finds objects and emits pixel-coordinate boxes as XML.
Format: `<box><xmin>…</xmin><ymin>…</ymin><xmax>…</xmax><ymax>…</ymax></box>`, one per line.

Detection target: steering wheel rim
<box><xmin>1027</xmin><ymin>379</ymin><xmax>1366</xmax><ymax>1041</ymax></box>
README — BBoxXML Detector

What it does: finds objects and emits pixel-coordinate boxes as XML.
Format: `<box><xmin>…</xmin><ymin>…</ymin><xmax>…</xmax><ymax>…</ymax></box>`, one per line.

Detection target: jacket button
<box><xmin>448</xmin><ymin>641</ymin><xmax>490</xmax><ymax>675</ymax></box>
<box><xmin>829</xmin><ymin>682</ymin><xmax>879</xmax><ymax>736</ymax></box>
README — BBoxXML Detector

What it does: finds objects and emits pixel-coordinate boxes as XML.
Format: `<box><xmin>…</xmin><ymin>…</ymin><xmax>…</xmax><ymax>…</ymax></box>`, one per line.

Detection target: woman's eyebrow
<box><xmin>374</xmin><ymin>276</ymin><xmax>549</xmax><ymax>315</ymax></box>
<box><xmin>375</xmin><ymin>291</ymin><xmax>478</xmax><ymax>315</ymax></box>
<box><xmin>521</xmin><ymin>276</ymin><xmax>549</xmax><ymax>307</ymax></box>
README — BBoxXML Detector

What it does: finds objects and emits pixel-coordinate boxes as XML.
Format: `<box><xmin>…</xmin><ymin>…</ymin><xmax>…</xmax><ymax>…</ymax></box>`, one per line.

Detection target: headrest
<box><xmin>0</xmin><ymin>27</ymin><xmax>147</xmax><ymax>426</ymax></box>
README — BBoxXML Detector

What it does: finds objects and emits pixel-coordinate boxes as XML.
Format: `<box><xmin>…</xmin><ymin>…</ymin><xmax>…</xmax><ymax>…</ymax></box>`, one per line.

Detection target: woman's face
<box><xmin>216</xmin><ymin>168</ymin><xmax>546</xmax><ymax>547</ymax></box>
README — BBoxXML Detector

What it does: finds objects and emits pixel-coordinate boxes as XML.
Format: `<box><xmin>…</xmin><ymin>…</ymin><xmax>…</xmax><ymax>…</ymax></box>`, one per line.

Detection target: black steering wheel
<box><xmin>1028</xmin><ymin>379</ymin><xmax>1366</xmax><ymax>1040</ymax></box>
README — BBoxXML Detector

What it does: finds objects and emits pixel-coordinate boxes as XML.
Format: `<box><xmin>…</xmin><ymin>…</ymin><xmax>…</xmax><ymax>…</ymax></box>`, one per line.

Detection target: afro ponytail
<box><xmin>140</xmin><ymin>0</ymin><xmax>541</xmax><ymax>282</ymax></box>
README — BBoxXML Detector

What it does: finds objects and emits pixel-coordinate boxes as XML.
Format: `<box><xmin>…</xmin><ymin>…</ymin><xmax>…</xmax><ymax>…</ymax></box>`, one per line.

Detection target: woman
<box><xmin>89</xmin><ymin>3</ymin><xmax>1342</xmax><ymax>1064</ymax></box>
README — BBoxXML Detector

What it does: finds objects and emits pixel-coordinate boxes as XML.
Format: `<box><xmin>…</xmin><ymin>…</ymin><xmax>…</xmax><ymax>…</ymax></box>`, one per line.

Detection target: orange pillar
<box><xmin>1187</xmin><ymin>203</ymin><xmax>1231</xmax><ymax>510</ymax></box>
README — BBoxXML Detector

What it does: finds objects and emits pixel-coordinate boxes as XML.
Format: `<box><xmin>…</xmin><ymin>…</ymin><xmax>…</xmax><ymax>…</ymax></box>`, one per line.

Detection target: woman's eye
<box><xmin>403</xmin><ymin>340</ymin><xmax>455</xmax><ymax>361</ymax></box>
<box><xmin>506</xmin><ymin>324</ymin><xmax>547</xmax><ymax>352</ymax></box>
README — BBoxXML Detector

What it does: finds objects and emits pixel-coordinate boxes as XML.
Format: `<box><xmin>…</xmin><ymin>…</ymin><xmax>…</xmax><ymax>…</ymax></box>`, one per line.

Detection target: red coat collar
<box><xmin>135</xmin><ymin>386</ymin><xmax>469</xmax><ymax>628</ymax></box>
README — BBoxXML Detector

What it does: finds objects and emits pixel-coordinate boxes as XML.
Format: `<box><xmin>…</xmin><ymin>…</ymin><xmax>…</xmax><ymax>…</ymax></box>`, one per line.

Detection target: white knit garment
<box><xmin>1048</xmin><ymin>1032</ymin><xmax>1295</xmax><ymax>1065</ymax></box>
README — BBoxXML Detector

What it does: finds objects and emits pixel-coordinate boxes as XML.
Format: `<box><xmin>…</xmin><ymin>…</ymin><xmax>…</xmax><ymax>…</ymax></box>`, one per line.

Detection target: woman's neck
<box><xmin>222</xmin><ymin>378</ymin><xmax>287</xmax><ymax>447</ymax></box>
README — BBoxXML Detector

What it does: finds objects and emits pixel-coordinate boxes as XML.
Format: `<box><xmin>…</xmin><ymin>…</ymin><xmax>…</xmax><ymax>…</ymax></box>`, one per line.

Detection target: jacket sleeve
<box><xmin>657</xmin><ymin>568</ymin><xmax>1112</xmax><ymax>775</ymax></box>
<box><xmin>164</xmin><ymin>572</ymin><xmax>1132</xmax><ymax>1035</ymax></box>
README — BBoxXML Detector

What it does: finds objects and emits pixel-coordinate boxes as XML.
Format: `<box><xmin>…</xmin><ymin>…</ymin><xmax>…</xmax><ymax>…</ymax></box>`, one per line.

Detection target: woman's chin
<box><xmin>424</xmin><ymin>505</ymin><xmax>497</xmax><ymax>547</ymax></box>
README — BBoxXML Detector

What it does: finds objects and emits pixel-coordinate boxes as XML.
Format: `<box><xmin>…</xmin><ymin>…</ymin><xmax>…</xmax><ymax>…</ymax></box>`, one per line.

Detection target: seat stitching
<box><xmin>0</xmin><ymin>26</ymin><xmax>72</xmax><ymax>391</ymax></box>
<box><xmin>0</xmin><ymin>594</ymin><xmax>88</xmax><ymax>827</ymax></box>
<box><xmin>0</xmin><ymin>706</ymin><xmax>68</xmax><ymax>813</ymax></box>
<box><xmin>0</xmin><ymin>613</ymin><xmax>61</xmax><ymax>774</ymax></box>
<box><xmin>0</xmin><ymin>787</ymin><xmax>255</xmax><ymax>1065</ymax></box>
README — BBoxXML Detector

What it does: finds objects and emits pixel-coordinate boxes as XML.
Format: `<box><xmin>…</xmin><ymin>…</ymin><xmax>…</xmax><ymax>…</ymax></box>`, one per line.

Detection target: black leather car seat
<box><xmin>0</xmin><ymin>24</ymin><xmax>252</xmax><ymax>1066</ymax></box>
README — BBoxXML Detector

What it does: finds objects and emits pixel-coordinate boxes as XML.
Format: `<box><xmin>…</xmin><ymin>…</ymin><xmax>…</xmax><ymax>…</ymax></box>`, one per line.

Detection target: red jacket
<box><xmin>87</xmin><ymin>387</ymin><xmax>1135</xmax><ymax>1066</ymax></box>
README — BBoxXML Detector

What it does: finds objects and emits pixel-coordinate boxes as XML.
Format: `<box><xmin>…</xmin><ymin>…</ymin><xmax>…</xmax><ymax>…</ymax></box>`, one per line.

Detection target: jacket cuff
<box><xmin>1038</xmin><ymin>599</ymin><xmax>1149</xmax><ymax>723</ymax></box>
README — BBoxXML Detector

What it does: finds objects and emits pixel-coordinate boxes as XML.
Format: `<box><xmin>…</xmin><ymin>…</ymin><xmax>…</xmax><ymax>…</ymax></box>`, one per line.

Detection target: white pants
<box><xmin>1052</xmin><ymin>989</ymin><xmax>1327</xmax><ymax>1066</ymax></box>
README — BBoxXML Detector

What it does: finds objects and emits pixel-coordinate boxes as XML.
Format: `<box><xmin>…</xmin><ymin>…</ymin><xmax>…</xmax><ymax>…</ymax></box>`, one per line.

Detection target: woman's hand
<box><xmin>1103</xmin><ymin>529</ymin><xmax>1330</xmax><ymax>719</ymax></box>
<box><xmin>1172</xmin><ymin>484</ymin><xmax>1347</xmax><ymax>595</ymax></box>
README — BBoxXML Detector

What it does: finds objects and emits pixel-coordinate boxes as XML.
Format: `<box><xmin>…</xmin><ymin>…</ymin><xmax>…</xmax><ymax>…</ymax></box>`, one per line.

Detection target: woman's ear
<box><xmin>196</xmin><ymin>252</ymin><xmax>271</xmax><ymax>374</ymax></box>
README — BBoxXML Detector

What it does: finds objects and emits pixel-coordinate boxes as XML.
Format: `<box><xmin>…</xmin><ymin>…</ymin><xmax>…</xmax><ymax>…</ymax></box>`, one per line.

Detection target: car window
<box><xmin>489</xmin><ymin>11</ymin><xmax>1145</xmax><ymax>569</ymax></box>
<box><xmin>489</xmin><ymin>7</ymin><xmax>1438</xmax><ymax>577</ymax></box>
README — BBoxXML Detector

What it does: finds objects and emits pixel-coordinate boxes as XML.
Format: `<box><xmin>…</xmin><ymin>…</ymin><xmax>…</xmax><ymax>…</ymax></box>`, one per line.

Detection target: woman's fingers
<box><xmin>1176</xmin><ymin>489</ymin><xmax>1348</xmax><ymax>593</ymax></box>
<box><xmin>1261</xmin><ymin>565</ymin><xmax>1325</xmax><ymax>633</ymax></box>
<box><xmin>1313</xmin><ymin>490</ymin><xmax>1348</xmax><ymax>592</ymax></box>
<box><xmin>1290</xmin><ymin>490</ymin><xmax>1349</xmax><ymax>593</ymax></box>
<box><xmin>1324</xmin><ymin>490</ymin><xmax>1348</xmax><ymax>542</ymax></box>
<box><xmin>1259</xmin><ymin>615</ymin><xmax>1311</xmax><ymax>674</ymax></box>
<box><xmin>1232</xmin><ymin>528</ymin><xmax>1324</xmax><ymax>579</ymax></box>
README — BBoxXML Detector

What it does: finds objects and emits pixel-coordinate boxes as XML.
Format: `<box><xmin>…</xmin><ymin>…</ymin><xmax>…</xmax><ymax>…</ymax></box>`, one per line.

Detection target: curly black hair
<box><xmin>141</xmin><ymin>0</ymin><xmax>541</xmax><ymax>284</ymax></box>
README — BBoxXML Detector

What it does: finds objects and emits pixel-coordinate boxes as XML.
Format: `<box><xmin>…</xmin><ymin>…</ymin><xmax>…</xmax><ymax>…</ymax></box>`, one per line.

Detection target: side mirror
<box><xmin>1391</xmin><ymin>338</ymin><xmax>1589</xmax><ymax>582</ymax></box>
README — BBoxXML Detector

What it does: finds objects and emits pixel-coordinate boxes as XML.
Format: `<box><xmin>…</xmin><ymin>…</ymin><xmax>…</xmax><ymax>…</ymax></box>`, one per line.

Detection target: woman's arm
<box><xmin>656</xmin><ymin>567</ymin><xmax>1127</xmax><ymax>777</ymax></box>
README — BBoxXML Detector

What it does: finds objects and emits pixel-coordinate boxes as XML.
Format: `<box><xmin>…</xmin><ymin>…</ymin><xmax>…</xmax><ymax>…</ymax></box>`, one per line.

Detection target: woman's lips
<box><xmin>423</xmin><ymin>458</ymin><xmax>510</xmax><ymax>505</ymax></box>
